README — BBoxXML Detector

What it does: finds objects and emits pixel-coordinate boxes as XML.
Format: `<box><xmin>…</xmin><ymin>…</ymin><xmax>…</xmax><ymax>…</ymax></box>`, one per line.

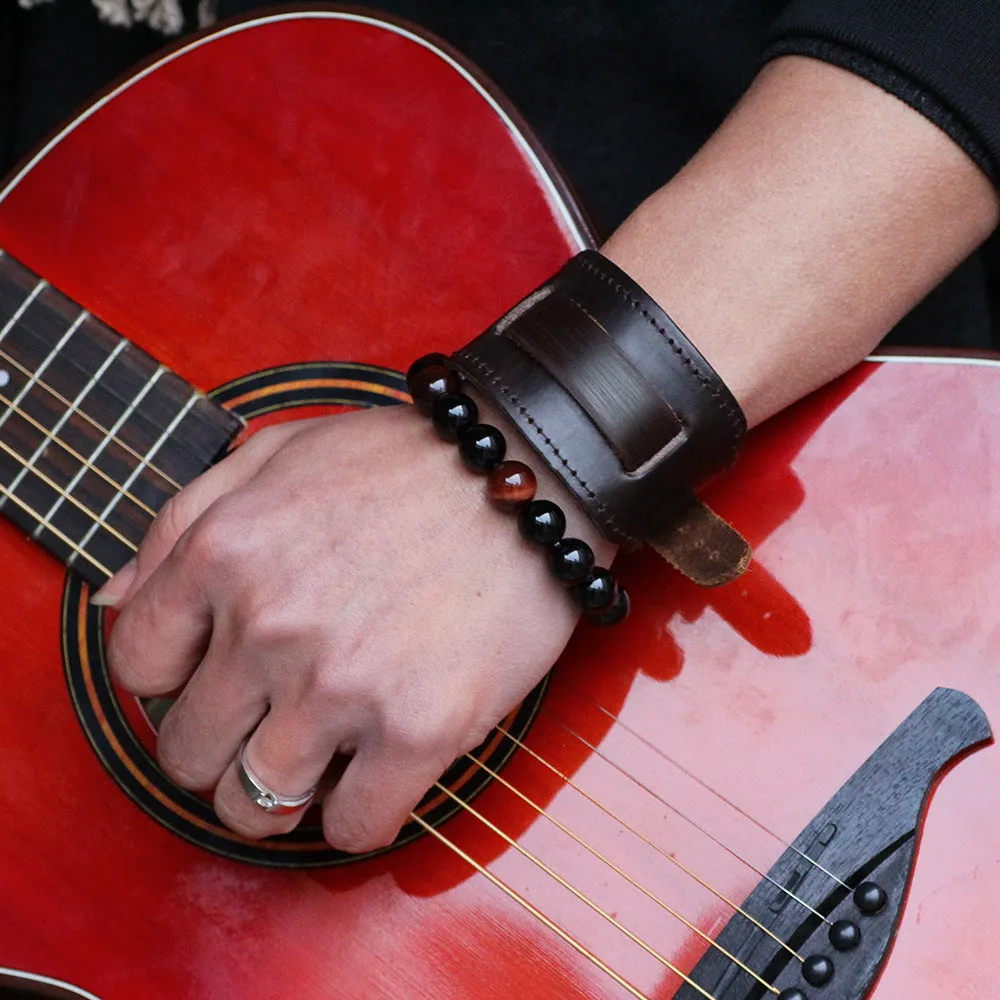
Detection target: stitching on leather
<box><xmin>578</xmin><ymin>256</ymin><xmax>745</xmax><ymax>464</ymax></box>
<box><xmin>456</xmin><ymin>348</ymin><xmax>630</xmax><ymax>540</ymax></box>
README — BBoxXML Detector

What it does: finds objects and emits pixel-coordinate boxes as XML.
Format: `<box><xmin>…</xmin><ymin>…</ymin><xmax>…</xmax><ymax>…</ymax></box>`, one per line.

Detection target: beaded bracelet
<box><xmin>407</xmin><ymin>353</ymin><xmax>630</xmax><ymax>626</ymax></box>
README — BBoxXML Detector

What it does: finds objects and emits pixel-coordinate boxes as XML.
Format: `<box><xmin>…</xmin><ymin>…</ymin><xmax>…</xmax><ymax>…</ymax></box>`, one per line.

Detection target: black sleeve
<box><xmin>764</xmin><ymin>0</ymin><xmax>1000</xmax><ymax>185</ymax></box>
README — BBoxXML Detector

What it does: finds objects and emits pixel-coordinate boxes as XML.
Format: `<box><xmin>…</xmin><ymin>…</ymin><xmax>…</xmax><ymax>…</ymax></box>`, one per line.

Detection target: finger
<box><xmin>106</xmin><ymin>542</ymin><xmax>214</xmax><ymax>696</ymax></box>
<box><xmin>320</xmin><ymin>742</ymin><xmax>453</xmax><ymax>854</ymax></box>
<box><xmin>155</xmin><ymin>648</ymin><xmax>269</xmax><ymax>791</ymax></box>
<box><xmin>91</xmin><ymin>421</ymin><xmax>305</xmax><ymax>609</ymax></box>
<box><xmin>213</xmin><ymin>707</ymin><xmax>347</xmax><ymax>840</ymax></box>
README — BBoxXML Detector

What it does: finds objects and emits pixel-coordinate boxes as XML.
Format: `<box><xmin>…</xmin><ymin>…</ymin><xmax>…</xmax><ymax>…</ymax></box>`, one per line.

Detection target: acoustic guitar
<box><xmin>0</xmin><ymin>9</ymin><xmax>997</xmax><ymax>1000</ymax></box>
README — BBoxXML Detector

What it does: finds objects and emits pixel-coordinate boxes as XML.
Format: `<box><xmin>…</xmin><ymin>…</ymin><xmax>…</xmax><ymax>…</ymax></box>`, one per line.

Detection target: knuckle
<box><xmin>156</xmin><ymin>715</ymin><xmax>206</xmax><ymax>791</ymax></box>
<box><xmin>214</xmin><ymin>806</ymin><xmax>264</xmax><ymax>840</ymax></box>
<box><xmin>142</xmin><ymin>492</ymin><xmax>199</xmax><ymax>564</ymax></box>
<box><xmin>157</xmin><ymin>748</ymin><xmax>204</xmax><ymax>792</ymax></box>
<box><xmin>150</xmin><ymin>494</ymin><xmax>184</xmax><ymax>545</ymax></box>
<box><xmin>295</xmin><ymin>660</ymin><xmax>363</xmax><ymax>715</ymax></box>
<box><xmin>381</xmin><ymin>702</ymin><xmax>458</xmax><ymax>762</ymax></box>
<box><xmin>106</xmin><ymin>618</ymin><xmax>143</xmax><ymax>688</ymax></box>
<box><xmin>215</xmin><ymin>797</ymin><xmax>299</xmax><ymax>841</ymax></box>
<box><xmin>243</xmin><ymin>602</ymin><xmax>304</xmax><ymax>649</ymax></box>
<box><xmin>323</xmin><ymin>811</ymin><xmax>393</xmax><ymax>855</ymax></box>
<box><xmin>244</xmin><ymin>423</ymin><xmax>284</xmax><ymax>453</ymax></box>
<box><xmin>176</xmin><ymin>511</ymin><xmax>233</xmax><ymax>573</ymax></box>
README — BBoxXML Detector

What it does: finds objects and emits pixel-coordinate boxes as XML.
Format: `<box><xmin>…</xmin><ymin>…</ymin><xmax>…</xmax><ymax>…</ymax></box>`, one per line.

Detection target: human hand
<box><xmin>97</xmin><ymin>401</ymin><xmax>613</xmax><ymax>852</ymax></box>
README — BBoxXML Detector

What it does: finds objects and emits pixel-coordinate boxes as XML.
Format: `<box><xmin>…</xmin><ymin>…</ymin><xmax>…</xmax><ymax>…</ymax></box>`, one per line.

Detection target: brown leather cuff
<box><xmin>451</xmin><ymin>250</ymin><xmax>751</xmax><ymax>585</ymax></box>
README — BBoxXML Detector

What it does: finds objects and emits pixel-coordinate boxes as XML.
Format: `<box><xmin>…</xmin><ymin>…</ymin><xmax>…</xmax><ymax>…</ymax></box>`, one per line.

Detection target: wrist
<box><xmin>601</xmin><ymin>56</ymin><xmax>999</xmax><ymax>428</ymax></box>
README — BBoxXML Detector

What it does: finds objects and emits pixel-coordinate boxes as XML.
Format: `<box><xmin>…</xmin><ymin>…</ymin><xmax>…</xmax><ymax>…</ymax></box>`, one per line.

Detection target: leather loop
<box><xmin>502</xmin><ymin>293</ymin><xmax>684</xmax><ymax>472</ymax></box>
<box><xmin>647</xmin><ymin>495</ymin><xmax>752</xmax><ymax>587</ymax></box>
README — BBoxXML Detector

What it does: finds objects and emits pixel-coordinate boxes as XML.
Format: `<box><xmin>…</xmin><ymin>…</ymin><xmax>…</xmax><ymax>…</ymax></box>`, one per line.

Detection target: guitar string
<box><xmin>561</xmin><ymin>689</ymin><xmax>850</xmax><ymax>891</ymax></box>
<box><xmin>536</xmin><ymin>711</ymin><xmax>831</xmax><ymax>926</ymax></box>
<box><xmin>0</xmin><ymin>344</ymin><xmax>183</xmax><ymax>491</ymax></box>
<box><xmin>430</xmin><ymin>781</ymin><xmax>721</xmax><ymax>1000</ymax></box>
<box><xmin>0</xmin><ymin>447</ymin><xmax>816</xmax><ymax>958</ymax></box>
<box><xmin>0</xmin><ymin>278</ymin><xmax>806</xmax><ymax>989</ymax></box>
<box><xmin>461</xmin><ymin>752</ymin><xmax>780</xmax><ymax>994</ymax></box>
<box><xmin>0</xmin><ymin>438</ymin><xmax>824</xmax><ymax>942</ymax></box>
<box><xmin>0</xmin><ymin>288</ymin><xmax>202</xmax><ymax>460</ymax></box>
<box><xmin>408</xmin><ymin>812</ymin><xmax>654</xmax><ymax>1000</ymax></box>
<box><xmin>0</xmin><ymin>466</ymin><xmax>798</xmax><ymax>988</ymax></box>
<box><xmin>0</xmin><ymin>285</ymin><xmax>840</xmax><ymax>900</ymax></box>
<box><xmin>0</xmin><ymin>367</ymin><xmax>847</xmax><ymax>907</ymax></box>
<box><xmin>0</xmin><ymin>436</ymin><xmax>140</xmax><ymax>554</ymax></box>
<box><xmin>0</xmin><ymin>309</ymin><xmax>808</xmax><ymax>977</ymax></box>
<box><xmin>0</xmin><ymin>478</ymin><xmax>111</xmax><ymax>576</ymax></box>
<box><xmin>496</xmin><ymin>723</ymin><xmax>805</xmax><ymax>961</ymax></box>
<box><xmin>0</xmin><ymin>385</ymin><xmax>159</xmax><ymax>517</ymax></box>
<box><xmin>0</xmin><ymin>273</ymin><xmax>216</xmax><ymax>483</ymax></box>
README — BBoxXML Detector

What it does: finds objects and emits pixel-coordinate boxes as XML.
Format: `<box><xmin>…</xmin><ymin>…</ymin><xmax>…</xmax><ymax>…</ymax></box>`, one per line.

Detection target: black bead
<box><xmin>587</xmin><ymin>586</ymin><xmax>630</xmax><ymax>625</ymax></box>
<box><xmin>854</xmin><ymin>881</ymin><xmax>887</xmax><ymax>915</ymax></box>
<box><xmin>518</xmin><ymin>499</ymin><xmax>567</xmax><ymax>546</ymax></box>
<box><xmin>802</xmin><ymin>955</ymin><xmax>834</xmax><ymax>987</ymax></box>
<box><xmin>829</xmin><ymin>919</ymin><xmax>861</xmax><ymax>951</ymax></box>
<box><xmin>548</xmin><ymin>538</ymin><xmax>595</xmax><ymax>584</ymax></box>
<box><xmin>408</xmin><ymin>364</ymin><xmax>460</xmax><ymax>416</ymax></box>
<box><xmin>457</xmin><ymin>423</ymin><xmax>507</xmax><ymax>472</ymax></box>
<box><xmin>406</xmin><ymin>353</ymin><xmax>450</xmax><ymax>386</ymax></box>
<box><xmin>573</xmin><ymin>568</ymin><xmax>617</xmax><ymax>612</ymax></box>
<box><xmin>432</xmin><ymin>393</ymin><xmax>478</xmax><ymax>441</ymax></box>
<box><xmin>777</xmin><ymin>991</ymin><xmax>808</xmax><ymax>1000</ymax></box>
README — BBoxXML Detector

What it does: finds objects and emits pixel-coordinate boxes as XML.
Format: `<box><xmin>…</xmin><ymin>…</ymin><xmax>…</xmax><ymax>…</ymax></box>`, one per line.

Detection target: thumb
<box><xmin>90</xmin><ymin>420</ymin><xmax>307</xmax><ymax>608</ymax></box>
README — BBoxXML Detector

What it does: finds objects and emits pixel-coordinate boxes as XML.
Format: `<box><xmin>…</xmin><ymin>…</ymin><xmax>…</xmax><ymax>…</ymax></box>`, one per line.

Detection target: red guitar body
<box><xmin>0</xmin><ymin>10</ymin><xmax>998</xmax><ymax>999</ymax></box>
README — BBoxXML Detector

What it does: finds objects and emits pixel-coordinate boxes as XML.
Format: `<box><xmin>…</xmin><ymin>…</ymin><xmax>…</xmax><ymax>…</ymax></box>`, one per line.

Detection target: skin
<box><xmin>95</xmin><ymin>57</ymin><xmax>998</xmax><ymax>852</ymax></box>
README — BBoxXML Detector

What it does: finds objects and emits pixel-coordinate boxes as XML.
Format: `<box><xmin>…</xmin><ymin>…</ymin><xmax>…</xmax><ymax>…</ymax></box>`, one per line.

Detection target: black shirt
<box><xmin>2</xmin><ymin>0</ymin><xmax>999</xmax><ymax>349</ymax></box>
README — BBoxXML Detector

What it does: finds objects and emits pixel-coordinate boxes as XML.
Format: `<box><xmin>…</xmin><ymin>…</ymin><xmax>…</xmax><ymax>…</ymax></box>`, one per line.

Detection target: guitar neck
<box><xmin>0</xmin><ymin>251</ymin><xmax>243</xmax><ymax>587</ymax></box>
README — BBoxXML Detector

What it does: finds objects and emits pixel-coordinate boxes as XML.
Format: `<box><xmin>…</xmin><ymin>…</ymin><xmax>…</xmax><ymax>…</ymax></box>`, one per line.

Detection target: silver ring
<box><xmin>237</xmin><ymin>742</ymin><xmax>317</xmax><ymax>816</ymax></box>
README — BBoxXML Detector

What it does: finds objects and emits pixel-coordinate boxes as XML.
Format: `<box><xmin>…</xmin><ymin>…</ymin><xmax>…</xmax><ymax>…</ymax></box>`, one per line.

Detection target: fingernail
<box><xmin>90</xmin><ymin>558</ymin><xmax>138</xmax><ymax>608</ymax></box>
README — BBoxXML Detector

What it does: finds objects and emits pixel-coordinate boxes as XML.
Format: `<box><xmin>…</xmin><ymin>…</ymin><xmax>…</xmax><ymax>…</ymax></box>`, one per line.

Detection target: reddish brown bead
<box><xmin>488</xmin><ymin>460</ymin><xmax>537</xmax><ymax>507</ymax></box>
<box><xmin>408</xmin><ymin>364</ymin><xmax>461</xmax><ymax>415</ymax></box>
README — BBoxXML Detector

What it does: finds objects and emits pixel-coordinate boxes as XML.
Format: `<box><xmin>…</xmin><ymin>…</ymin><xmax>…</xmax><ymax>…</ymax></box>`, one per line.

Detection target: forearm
<box><xmin>602</xmin><ymin>55</ymin><xmax>1000</xmax><ymax>428</ymax></box>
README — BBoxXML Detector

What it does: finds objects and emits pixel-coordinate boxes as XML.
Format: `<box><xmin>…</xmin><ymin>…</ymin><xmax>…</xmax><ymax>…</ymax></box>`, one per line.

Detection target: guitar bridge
<box><xmin>673</xmin><ymin>687</ymin><xmax>991</xmax><ymax>1000</ymax></box>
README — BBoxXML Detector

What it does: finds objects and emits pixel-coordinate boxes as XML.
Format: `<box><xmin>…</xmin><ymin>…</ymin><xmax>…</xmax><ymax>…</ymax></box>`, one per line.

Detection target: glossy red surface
<box><xmin>0</xmin><ymin>11</ymin><xmax>998</xmax><ymax>1000</ymax></box>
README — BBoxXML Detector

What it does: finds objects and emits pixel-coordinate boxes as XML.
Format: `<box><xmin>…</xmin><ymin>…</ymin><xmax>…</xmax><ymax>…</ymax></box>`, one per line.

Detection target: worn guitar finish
<box><xmin>0</xmin><ymin>10</ymin><xmax>999</xmax><ymax>1000</ymax></box>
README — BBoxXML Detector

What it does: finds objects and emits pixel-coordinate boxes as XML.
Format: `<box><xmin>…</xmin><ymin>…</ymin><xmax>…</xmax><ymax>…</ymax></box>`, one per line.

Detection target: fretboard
<box><xmin>0</xmin><ymin>250</ymin><xmax>244</xmax><ymax>586</ymax></box>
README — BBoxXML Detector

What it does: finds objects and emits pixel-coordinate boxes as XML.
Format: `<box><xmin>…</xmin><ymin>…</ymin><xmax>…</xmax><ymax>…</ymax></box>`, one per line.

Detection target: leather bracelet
<box><xmin>450</xmin><ymin>250</ymin><xmax>751</xmax><ymax>586</ymax></box>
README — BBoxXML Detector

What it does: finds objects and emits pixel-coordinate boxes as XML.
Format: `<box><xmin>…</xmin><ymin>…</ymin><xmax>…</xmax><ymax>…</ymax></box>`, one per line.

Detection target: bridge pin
<box><xmin>802</xmin><ymin>955</ymin><xmax>835</xmax><ymax>986</ymax></box>
<box><xmin>830</xmin><ymin>919</ymin><xmax>862</xmax><ymax>951</ymax></box>
<box><xmin>854</xmin><ymin>881</ymin><xmax>888</xmax><ymax>914</ymax></box>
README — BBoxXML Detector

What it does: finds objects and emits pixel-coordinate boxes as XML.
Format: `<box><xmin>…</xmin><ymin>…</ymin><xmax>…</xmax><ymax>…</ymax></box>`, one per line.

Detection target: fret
<box><xmin>0</xmin><ymin>435</ymin><xmax>136</xmax><ymax>555</ymax></box>
<box><xmin>8</xmin><ymin>315</ymin><xmax>202</xmax><ymax>492</ymax></box>
<box><xmin>0</xmin><ymin>476</ymin><xmax>112</xmax><ymax>579</ymax></box>
<box><xmin>71</xmin><ymin>389</ymin><xmax>202</xmax><ymax>565</ymax></box>
<box><xmin>0</xmin><ymin>251</ymin><xmax>244</xmax><ymax>585</ymax></box>
<box><xmin>0</xmin><ymin>309</ymin><xmax>90</xmax><ymax>457</ymax></box>
<box><xmin>35</xmin><ymin>364</ymin><xmax>166</xmax><ymax>543</ymax></box>
<box><xmin>5</xmin><ymin>300</ymin><xmax>133</xmax><ymax>423</ymax></box>
<box><xmin>10</xmin><ymin>338</ymin><xmax>128</xmax><ymax>524</ymax></box>
<box><xmin>0</xmin><ymin>280</ymin><xmax>47</xmax><ymax>346</ymax></box>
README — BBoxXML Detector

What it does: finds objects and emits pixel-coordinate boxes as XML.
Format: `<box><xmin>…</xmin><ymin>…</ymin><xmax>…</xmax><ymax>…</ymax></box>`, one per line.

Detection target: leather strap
<box><xmin>452</xmin><ymin>250</ymin><xmax>751</xmax><ymax>585</ymax></box>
